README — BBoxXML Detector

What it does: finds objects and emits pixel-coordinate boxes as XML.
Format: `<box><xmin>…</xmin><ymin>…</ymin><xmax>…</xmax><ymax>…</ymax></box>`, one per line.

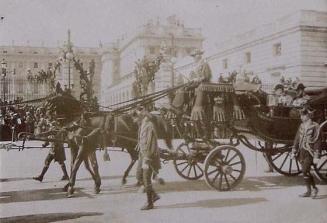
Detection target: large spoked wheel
<box><xmin>314</xmin><ymin>149</ymin><xmax>327</xmax><ymax>183</ymax></box>
<box><xmin>266</xmin><ymin>145</ymin><xmax>302</xmax><ymax>176</ymax></box>
<box><xmin>173</xmin><ymin>143</ymin><xmax>204</xmax><ymax>180</ymax></box>
<box><xmin>204</xmin><ymin>145</ymin><xmax>246</xmax><ymax>191</ymax></box>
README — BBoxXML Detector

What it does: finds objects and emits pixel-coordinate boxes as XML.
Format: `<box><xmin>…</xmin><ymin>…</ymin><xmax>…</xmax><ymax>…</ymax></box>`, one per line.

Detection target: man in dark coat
<box><xmin>33</xmin><ymin>118</ymin><xmax>69</xmax><ymax>182</ymax></box>
<box><xmin>292</xmin><ymin>107</ymin><xmax>321</xmax><ymax>198</ymax></box>
<box><xmin>136</xmin><ymin>106</ymin><xmax>161</xmax><ymax>210</ymax></box>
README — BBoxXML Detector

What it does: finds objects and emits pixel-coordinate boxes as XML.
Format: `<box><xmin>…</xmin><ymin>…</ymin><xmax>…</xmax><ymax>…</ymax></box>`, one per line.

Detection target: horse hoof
<box><xmin>63</xmin><ymin>184</ymin><xmax>69</xmax><ymax>192</ymax></box>
<box><xmin>156</xmin><ymin>178</ymin><xmax>165</xmax><ymax>185</ymax></box>
<box><xmin>67</xmin><ymin>187</ymin><xmax>75</xmax><ymax>198</ymax></box>
<box><xmin>137</xmin><ymin>185</ymin><xmax>145</xmax><ymax>193</ymax></box>
<box><xmin>94</xmin><ymin>187</ymin><xmax>101</xmax><ymax>194</ymax></box>
<box><xmin>121</xmin><ymin>178</ymin><xmax>127</xmax><ymax>185</ymax></box>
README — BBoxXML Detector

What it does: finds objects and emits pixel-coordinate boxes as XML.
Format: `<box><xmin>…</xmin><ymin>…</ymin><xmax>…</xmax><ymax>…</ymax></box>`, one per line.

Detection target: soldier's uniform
<box><xmin>137</xmin><ymin>111</ymin><xmax>161</xmax><ymax>210</ymax></box>
<box><xmin>189</xmin><ymin>49</ymin><xmax>212</xmax><ymax>138</ymax></box>
<box><xmin>292</xmin><ymin>108</ymin><xmax>321</xmax><ymax>198</ymax></box>
<box><xmin>33</xmin><ymin>119</ymin><xmax>68</xmax><ymax>182</ymax></box>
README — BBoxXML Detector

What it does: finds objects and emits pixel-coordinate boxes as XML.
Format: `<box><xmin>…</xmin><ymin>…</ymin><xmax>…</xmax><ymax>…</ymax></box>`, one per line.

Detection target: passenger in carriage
<box><xmin>291</xmin><ymin>83</ymin><xmax>310</xmax><ymax>107</ymax></box>
<box><xmin>268</xmin><ymin>84</ymin><xmax>292</xmax><ymax>116</ymax></box>
<box><xmin>292</xmin><ymin>107</ymin><xmax>320</xmax><ymax>198</ymax></box>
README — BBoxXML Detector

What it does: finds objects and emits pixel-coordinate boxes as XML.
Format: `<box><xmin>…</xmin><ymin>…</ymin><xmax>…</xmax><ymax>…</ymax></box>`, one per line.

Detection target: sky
<box><xmin>0</xmin><ymin>0</ymin><xmax>326</xmax><ymax>52</ymax></box>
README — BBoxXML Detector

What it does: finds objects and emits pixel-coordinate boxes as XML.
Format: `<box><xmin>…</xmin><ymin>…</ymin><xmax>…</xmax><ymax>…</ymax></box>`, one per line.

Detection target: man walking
<box><xmin>33</xmin><ymin>118</ymin><xmax>69</xmax><ymax>182</ymax></box>
<box><xmin>292</xmin><ymin>107</ymin><xmax>321</xmax><ymax>198</ymax></box>
<box><xmin>136</xmin><ymin>106</ymin><xmax>161</xmax><ymax>210</ymax></box>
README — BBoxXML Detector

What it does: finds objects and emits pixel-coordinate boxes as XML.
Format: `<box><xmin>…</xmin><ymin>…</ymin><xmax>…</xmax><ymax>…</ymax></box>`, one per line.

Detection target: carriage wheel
<box><xmin>314</xmin><ymin>149</ymin><xmax>327</xmax><ymax>183</ymax></box>
<box><xmin>204</xmin><ymin>145</ymin><xmax>246</xmax><ymax>191</ymax></box>
<box><xmin>173</xmin><ymin>143</ymin><xmax>204</xmax><ymax>180</ymax></box>
<box><xmin>266</xmin><ymin>146</ymin><xmax>302</xmax><ymax>176</ymax></box>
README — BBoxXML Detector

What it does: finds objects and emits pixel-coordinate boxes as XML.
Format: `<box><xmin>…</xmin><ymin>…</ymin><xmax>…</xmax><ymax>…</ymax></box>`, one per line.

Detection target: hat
<box><xmin>299</xmin><ymin>106</ymin><xmax>315</xmax><ymax>118</ymax></box>
<box><xmin>295</xmin><ymin>83</ymin><xmax>305</xmax><ymax>90</ymax></box>
<box><xmin>190</xmin><ymin>49</ymin><xmax>204</xmax><ymax>57</ymax></box>
<box><xmin>274</xmin><ymin>83</ymin><xmax>284</xmax><ymax>91</ymax></box>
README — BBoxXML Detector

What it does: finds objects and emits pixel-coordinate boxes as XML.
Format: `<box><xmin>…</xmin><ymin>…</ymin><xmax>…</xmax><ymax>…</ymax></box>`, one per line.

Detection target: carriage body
<box><xmin>167</xmin><ymin>82</ymin><xmax>327</xmax><ymax>190</ymax></box>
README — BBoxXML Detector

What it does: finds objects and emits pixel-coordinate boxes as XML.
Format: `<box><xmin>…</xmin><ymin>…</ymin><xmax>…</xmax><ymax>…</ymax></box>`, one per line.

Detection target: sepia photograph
<box><xmin>0</xmin><ymin>0</ymin><xmax>327</xmax><ymax>222</ymax></box>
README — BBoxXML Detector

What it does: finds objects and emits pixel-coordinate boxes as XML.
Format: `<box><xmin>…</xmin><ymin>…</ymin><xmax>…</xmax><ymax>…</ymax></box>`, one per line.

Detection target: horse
<box><xmin>65</xmin><ymin>111</ymin><xmax>173</xmax><ymax>197</ymax></box>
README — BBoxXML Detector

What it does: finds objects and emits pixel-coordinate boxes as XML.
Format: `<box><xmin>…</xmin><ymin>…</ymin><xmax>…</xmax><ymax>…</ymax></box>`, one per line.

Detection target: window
<box><xmin>245</xmin><ymin>52</ymin><xmax>251</xmax><ymax>64</ymax></box>
<box><xmin>273</xmin><ymin>43</ymin><xmax>282</xmax><ymax>56</ymax></box>
<box><xmin>222</xmin><ymin>59</ymin><xmax>228</xmax><ymax>69</ymax></box>
<box><xmin>185</xmin><ymin>47</ymin><xmax>193</xmax><ymax>55</ymax></box>
<box><xmin>33</xmin><ymin>62</ymin><xmax>38</xmax><ymax>68</ymax></box>
<box><xmin>33</xmin><ymin>51</ymin><xmax>38</xmax><ymax>54</ymax></box>
<box><xmin>18</xmin><ymin>51</ymin><xmax>23</xmax><ymax>54</ymax></box>
<box><xmin>3</xmin><ymin>51</ymin><xmax>7</xmax><ymax>54</ymax></box>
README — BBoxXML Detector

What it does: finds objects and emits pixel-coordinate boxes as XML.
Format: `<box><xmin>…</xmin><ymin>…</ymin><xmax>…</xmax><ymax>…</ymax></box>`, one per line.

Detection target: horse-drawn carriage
<box><xmin>4</xmin><ymin>80</ymin><xmax>327</xmax><ymax>195</ymax></box>
<box><xmin>161</xmin><ymin>81</ymin><xmax>327</xmax><ymax>191</ymax></box>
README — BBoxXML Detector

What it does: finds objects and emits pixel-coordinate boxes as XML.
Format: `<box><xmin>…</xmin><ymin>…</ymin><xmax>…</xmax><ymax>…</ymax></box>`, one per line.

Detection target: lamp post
<box><xmin>1</xmin><ymin>59</ymin><xmax>7</xmax><ymax>101</ymax></box>
<box><xmin>65</xmin><ymin>30</ymin><xmax>74</xmax><ymax>90</ymax></box>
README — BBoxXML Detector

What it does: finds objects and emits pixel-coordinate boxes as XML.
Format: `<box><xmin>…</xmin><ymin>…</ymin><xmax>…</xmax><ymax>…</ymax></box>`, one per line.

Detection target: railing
<box><xmin>0</xmin><ymin>79</ymin><xmax>51</xmax><ymax>102</ymax></box>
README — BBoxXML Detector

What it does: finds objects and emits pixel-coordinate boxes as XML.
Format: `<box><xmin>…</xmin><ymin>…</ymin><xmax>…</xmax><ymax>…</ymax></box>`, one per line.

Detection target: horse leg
<box><xmin>122</xmin><ymin>149</ymin><xmax>138</xmax><ymax>185</ymax></box>
<box><xmin>67</xmin><ymin>148</ymin><xmax>87</xmax><ymax>198</ymax></box>
<box><xmin>63</xmin><ymin>144</ymin><xmax>78</xmax><ymax>192</ymax></box>
<box><xmin>89</xmin><ymin>150</ymin><xmax>101</xmax><ymax>194</ymax></box>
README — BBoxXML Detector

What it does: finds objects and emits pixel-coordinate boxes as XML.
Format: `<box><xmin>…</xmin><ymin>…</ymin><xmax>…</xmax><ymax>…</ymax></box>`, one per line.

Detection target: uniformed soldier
<box><xmin>135</xmin><ymin>106</ymin><xmax>161</xmax><ymax>210</ymax></box>
<box><xmin>33</xmin><ymin>118</ymin><xmax>69</xmax><ymax>182</ymax></box>
<box><xmin>189</xmin><ymin>49</ymin><xmax>212</xmax><ymax>138</ymax></box>
<box><xmin>292</xmin><ymin>107</ymin><xmax>321</xmax><ymax>198</ymax></box>
<box><xmin>189</xmin><ymin>49</ymin><xmax>212</xmax><ymax>82</ymax></box>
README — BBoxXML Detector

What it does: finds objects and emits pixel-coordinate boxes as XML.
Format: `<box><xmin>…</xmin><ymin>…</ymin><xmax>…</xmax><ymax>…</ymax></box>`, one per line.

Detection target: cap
<box><xmin>274</xmin><ymin>83</ymin><xmax>284</xmax><ymax>91</ymax></box>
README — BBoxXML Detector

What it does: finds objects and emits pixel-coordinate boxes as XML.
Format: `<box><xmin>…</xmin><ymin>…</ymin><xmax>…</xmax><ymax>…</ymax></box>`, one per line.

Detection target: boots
<box><xmin>312</xmin><ymin>187</ymin><xmax>319</xmax><ymax>199</ymax></box>
<box><xmin>60</xmin><ymin>163</ymin><xmax>69</xmax><ymax>181</ymax></box>
<box><xmin>299</xmin><ymin>178</ymin><xmax>311</xmax><ymax>198</ymax></box>
<box><xmin>141</xmin><ymin>191</ymin><xmax>154</xmax><ymax>210</ymax></box>
<box><xmin>33</xmin><ymin>166</ymin><xmax>49</xmax><ymax>182</ymax></box>
<box><xmin>152</xmin><ymin>191</ymin><xmax>160</xmax><ymax>203</ymax></box>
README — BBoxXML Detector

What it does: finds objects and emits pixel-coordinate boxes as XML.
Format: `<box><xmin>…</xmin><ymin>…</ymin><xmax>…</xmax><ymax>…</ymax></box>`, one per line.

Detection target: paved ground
<box><xmin>0</xmin><ymin>140</ymin><xmax>326</xmax><ymax>223</ymax></box>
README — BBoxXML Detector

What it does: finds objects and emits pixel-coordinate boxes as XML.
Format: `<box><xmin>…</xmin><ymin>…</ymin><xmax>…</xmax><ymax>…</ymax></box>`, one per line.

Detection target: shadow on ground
<box><xmin>158</xmin><ymin>197</ymin><xmax>267</xmax><ymax>209</ymax></box>
<box><xmin>0</xmin><ymin>212</ymin><xmax>103</xmax><ymax>223</ymax></box>
<box><xmin>101</xmin><ymin>175</ymin><xmax>326</xmax><ymax>195</ymax></box>
<box><xmin>0</xmin><ymin>187</ymin><xmax>92</xmax><ymax>204</ymax></box>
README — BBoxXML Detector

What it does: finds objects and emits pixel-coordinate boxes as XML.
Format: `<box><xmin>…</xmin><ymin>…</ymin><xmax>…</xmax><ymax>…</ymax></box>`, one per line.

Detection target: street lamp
<box><xmin>1</xmin><ymin>59</ymin><xmax>7</xmax><ymax>101</ymax></box>
<box><xmin>66</xmin><ymin>50</ymin><xmax>74</xmax><ymax>90</ymax></box>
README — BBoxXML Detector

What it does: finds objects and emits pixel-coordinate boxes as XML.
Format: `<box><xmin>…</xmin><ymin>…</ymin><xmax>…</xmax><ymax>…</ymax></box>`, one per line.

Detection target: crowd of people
<box><xmin>0</xmin><ymin>98</ymin><xmax>55</xmax><ymax>141</ymax></box>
